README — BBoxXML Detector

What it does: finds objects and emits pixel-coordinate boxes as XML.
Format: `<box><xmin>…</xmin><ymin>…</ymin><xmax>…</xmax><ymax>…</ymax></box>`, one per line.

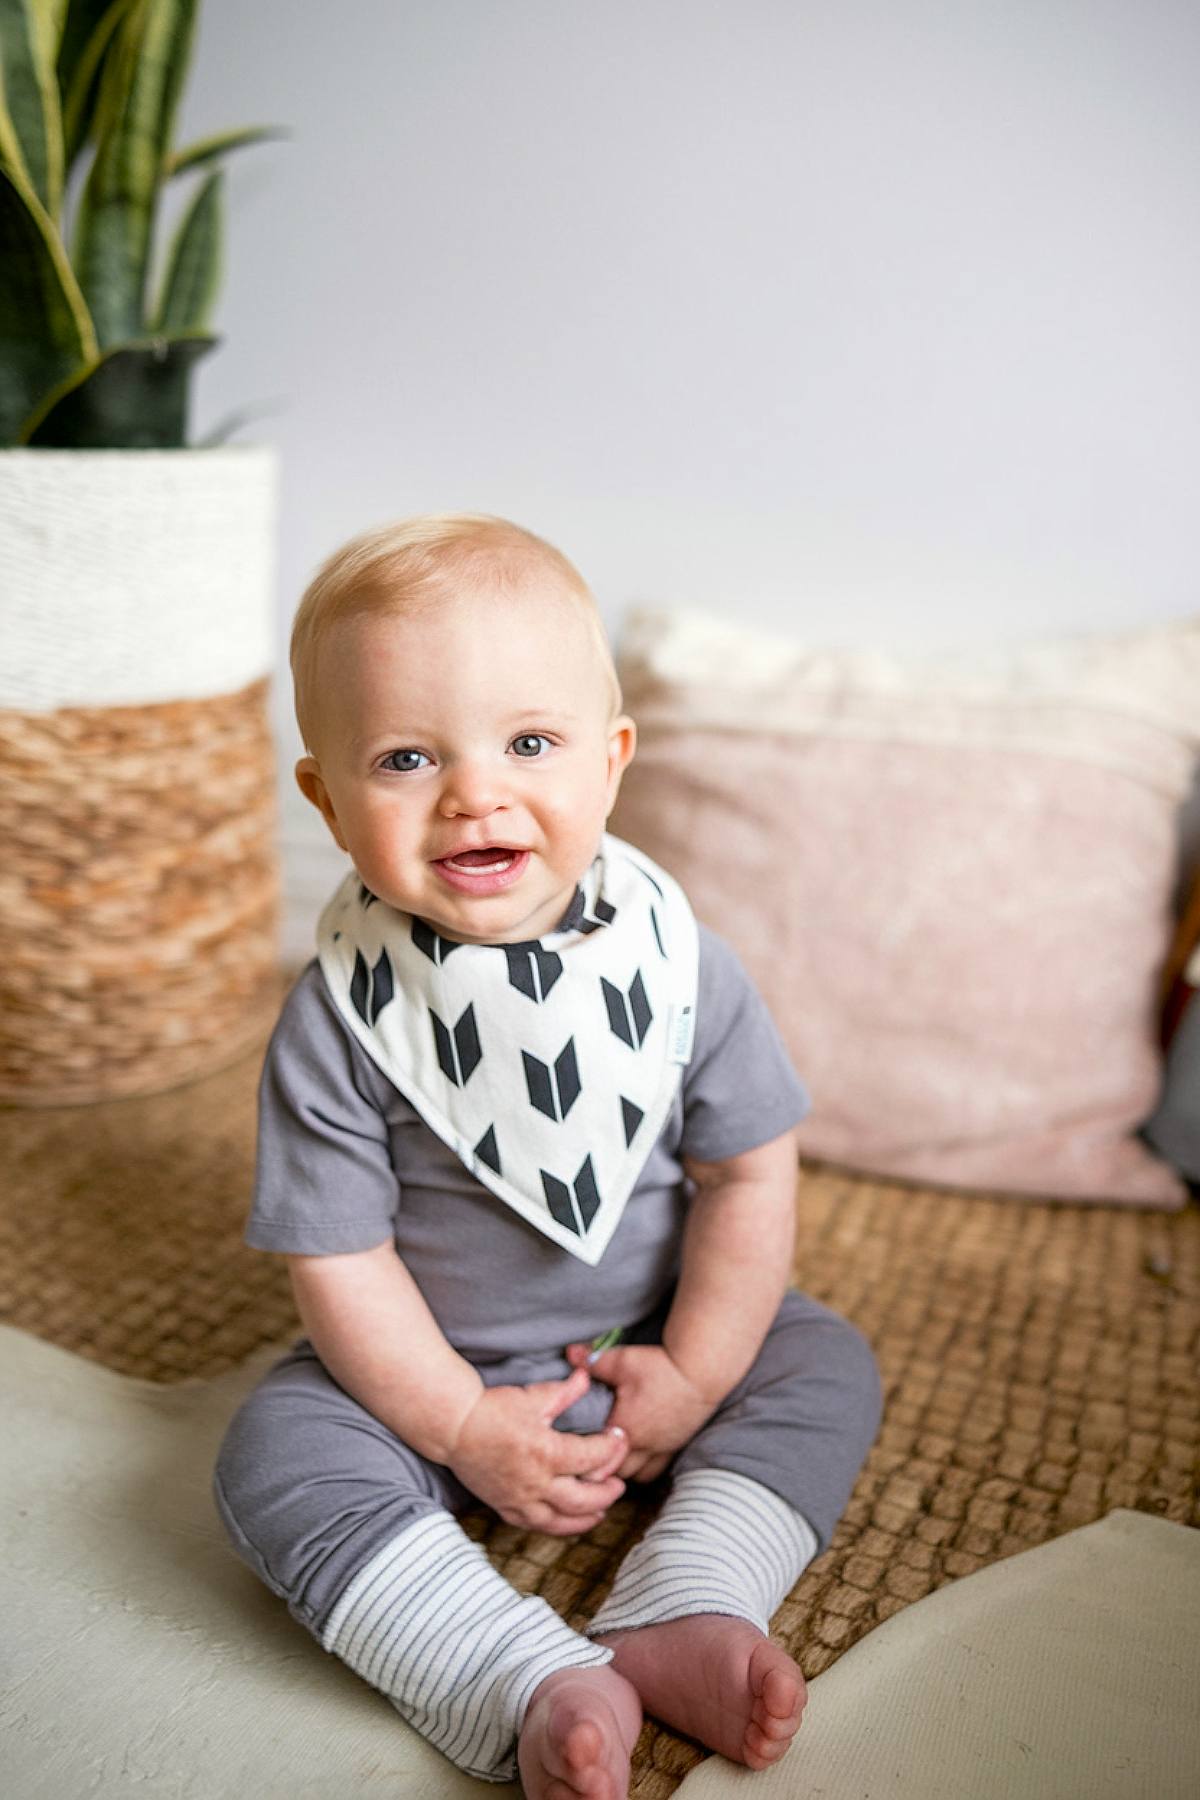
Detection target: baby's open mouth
<box><xmin>439</xmin><ymin>848</ymin><xmax>520</xmax><ymax>872</ymax></box>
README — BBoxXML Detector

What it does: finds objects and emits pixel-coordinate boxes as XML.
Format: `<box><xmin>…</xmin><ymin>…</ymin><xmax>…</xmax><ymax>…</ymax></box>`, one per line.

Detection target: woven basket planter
<box><xmin>0</xmin><ymin>448</ymin><xmax>280</xmax><ymax>1106</ymax></box>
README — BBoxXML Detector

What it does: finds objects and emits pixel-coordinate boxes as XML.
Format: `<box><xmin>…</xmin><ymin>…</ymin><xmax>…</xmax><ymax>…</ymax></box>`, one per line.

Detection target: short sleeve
<box><xmin>681</xmin><ymin>924</ymin><xmax>811</xmax><ymax>1162</ymax></box>
<box><xmin>246</xmin><ymin>962</ymin><xmax>401</xmax><ymax>1254</ymax></box>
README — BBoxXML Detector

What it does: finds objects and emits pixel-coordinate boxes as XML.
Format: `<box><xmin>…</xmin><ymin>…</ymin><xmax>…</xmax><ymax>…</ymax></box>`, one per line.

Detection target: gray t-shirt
<box><xmin>248</xmin><ymin>921</ymin><xmax>809</xmax><ymax>1364</ymax></box>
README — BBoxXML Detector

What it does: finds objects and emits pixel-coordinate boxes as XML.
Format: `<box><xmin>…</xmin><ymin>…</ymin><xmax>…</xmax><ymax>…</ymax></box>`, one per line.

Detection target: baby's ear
<box><xmin>295</xmin><ymin>756</ymin><xmax>348</xmax><ymax>851</ymax></box>
<box><xmin>604</xmin><ymin>714</ymin><xmax>638</xmax><ymax>813</ymax></box>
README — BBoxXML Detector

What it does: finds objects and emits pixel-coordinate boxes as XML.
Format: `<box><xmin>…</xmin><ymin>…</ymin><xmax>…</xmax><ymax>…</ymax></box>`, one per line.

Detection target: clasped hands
<box><xmin>447</xmin><ymin>1342</ymin><xmax>718</xmax><ymax>1537</ymax></box>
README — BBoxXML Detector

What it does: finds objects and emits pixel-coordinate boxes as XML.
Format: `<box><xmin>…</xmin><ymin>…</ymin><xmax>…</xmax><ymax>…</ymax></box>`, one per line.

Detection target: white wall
<box><xmin>178</xmin><ymin>1</ymin><xmax>1200</xmax><ymax>951</ymax></box>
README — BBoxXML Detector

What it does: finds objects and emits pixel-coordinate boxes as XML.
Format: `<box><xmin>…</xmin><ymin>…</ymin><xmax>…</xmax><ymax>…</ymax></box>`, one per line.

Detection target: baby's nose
<box><xmin>437</xmin><ymin>758</ymin><xmax>511</xmax><ymax>817</ymax></box>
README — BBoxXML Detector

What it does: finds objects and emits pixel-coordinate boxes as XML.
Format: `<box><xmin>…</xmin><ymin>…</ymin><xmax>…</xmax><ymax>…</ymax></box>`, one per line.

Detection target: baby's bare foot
<box><xmin>517</xmin><ymin>1663</ymin><xmax>642</xmax><ymax>1800</ymax></box>
<box><xmin>595</xmin><ymin>1613</ymin><xmax>806</xmax><ymax>1770</ymax></box>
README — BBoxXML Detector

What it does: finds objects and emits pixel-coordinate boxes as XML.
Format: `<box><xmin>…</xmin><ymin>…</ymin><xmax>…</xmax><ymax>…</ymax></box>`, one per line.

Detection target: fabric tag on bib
<box><xmin>668</xmin><ymin>1002</ymin><xmax>696</xmax><ymax>1065</ymax></box>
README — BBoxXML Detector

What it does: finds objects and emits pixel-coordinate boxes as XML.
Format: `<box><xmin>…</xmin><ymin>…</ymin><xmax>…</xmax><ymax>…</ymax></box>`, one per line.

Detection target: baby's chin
<box><xmin>453</xmin><ymin>898</ymin><xmax>596</xmax><ymax>949</ymax></box>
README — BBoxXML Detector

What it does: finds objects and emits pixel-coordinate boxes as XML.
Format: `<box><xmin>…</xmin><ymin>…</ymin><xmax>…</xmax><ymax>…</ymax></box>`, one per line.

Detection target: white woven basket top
<box><xmin>0</xmin><ymin>449</ymin><xmax>278</xmax><ymax>711</ymax></box>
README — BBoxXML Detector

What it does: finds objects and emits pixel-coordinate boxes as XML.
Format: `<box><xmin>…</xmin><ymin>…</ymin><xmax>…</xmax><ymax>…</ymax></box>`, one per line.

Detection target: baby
<box><xmin>214</xmin><ymin>514</ymin><xmax>882</xmax><ymax>1798</ymax></box>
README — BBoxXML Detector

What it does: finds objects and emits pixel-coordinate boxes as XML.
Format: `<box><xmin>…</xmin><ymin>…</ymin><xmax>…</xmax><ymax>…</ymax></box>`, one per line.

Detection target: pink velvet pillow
<box><xmin>610</xmin><ymin>608</ymin><xmax>1200</xmax><ymax>1207</ymax></box>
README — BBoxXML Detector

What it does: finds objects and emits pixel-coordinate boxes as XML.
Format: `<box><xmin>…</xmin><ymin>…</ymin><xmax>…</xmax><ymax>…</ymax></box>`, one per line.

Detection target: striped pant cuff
<box><xmin>587</xmin><ymin>1467</ymin><xmax>818</xmax><ymax>1637</ymax></box>
<box><xmin>322</xmin><ymin>1509</ymin><xmax>611</xmax><ymax>1782</ymax></box>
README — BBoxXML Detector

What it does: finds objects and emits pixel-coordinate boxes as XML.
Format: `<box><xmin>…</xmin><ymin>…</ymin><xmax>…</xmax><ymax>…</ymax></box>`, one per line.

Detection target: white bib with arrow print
<box><xmin>316</xmin><ymin>832</ymin><xmax>699</xmax><ymax>1266</ymax></box>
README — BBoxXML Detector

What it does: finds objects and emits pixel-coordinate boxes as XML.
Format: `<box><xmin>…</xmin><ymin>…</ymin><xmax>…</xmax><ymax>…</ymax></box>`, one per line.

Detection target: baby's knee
<box><xmin>211</xmin><ymin>1395</ymin><xmax>292</xmax><ymax>1597</ymax></box>
<box><xmin>212</xmin><ymin>1383</ymin><xmax>280</xmax><ymax>1520</ymax></box>
<box><xmin>211</xmin><ymin>1377</ymin><xmax>460</xmax><ymax>1636</ymax></box>
<box><xmin>772</xmin><ymin>1292</ymin><xmax>883</xmax><ymax>1430</ymax></box>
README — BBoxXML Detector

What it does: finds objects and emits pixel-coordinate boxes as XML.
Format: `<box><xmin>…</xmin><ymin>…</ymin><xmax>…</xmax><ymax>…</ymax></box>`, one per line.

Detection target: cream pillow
<box><xmin>610</xmin><ymin>609</ymin><xmax>1200</xmax><ymax>1207</ymax></box>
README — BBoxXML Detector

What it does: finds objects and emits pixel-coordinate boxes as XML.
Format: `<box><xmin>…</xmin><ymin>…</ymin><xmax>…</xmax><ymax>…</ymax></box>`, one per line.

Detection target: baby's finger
<box><xmin>528</xmin><ymin>1365</ymin><xmax>590</xmax><ymax>1422</ymax></box>
<box><xmin>556</xmin><ymin>1424</ymin><xmax>627</xmax><ymax>1481</ymax></box>
<box><xmin>580</xmin><ymin>1346</ymin><xmax>623</xmax><ymax>1383</ymax></box>
<box><xmin>551</xmin><ymin>1473</ymin><xmax>626</xmax><ymax>1515</ymax></box>
<box><xmin>587</xmin><ymin>1426</ymin><xmax>629</xmax><ymax>1483</ymax></box>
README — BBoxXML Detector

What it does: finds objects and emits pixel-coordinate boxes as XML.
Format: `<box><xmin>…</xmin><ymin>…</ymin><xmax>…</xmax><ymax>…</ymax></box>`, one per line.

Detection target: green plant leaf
<box><xmin>44</xmin><ymin>0</ymin><xmax>71</xmax><ymax>44</ymax></box>
<box><xmin>57</xmin><ymin>0</ymin><xmax>119</xmax><ymax>104</ymax></box>
<box><xmin>0</xmin><ymin>158</ymin><xmax>95</xmax><ymax>442</ymax></box>
<box><xmin>73</xmin><ymin>0</ymin><xmax>199</xmax><ymax>346</ymax></box>
<box><xmin>0</xmin><ymin>0</ymin><xmax>67</xmax><ymax>215</ymax></box>
<box><xmin>153</xmin><ymin>162</ymin><xmax>219</xmax><ymax>331</ymax></box>
<box><xmin>20</xmin><ymin>329</ymin><xmax>215</xmax><ymax>446</ymax></box>
<box><xmin>58</xmin><ymin>0</ymin><xmax>136</xmax><ymax>176</ymax></box>
<box><xmin>165</xmin><ymin>122</ymin><xmax>287</xmax><ymax>178</ymax></box>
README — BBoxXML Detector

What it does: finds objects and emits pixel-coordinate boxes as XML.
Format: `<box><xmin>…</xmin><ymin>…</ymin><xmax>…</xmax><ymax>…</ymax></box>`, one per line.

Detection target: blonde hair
<box><xmin>290</xmin><ymin>513</ymin><xmax>622</xmax><ymax>751</ymax></box>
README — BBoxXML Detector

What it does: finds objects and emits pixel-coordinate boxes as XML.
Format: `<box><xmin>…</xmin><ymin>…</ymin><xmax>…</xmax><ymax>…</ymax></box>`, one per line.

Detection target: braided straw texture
<box><xmin>1</xmin><ymin>1048</ymin><xmax>1195</xmax><ymax>1796</ymax></box>
<box><xmin>0</xmin><ymin>679</ymin><xmax>280</xmax><ymax>1104</ymax></box>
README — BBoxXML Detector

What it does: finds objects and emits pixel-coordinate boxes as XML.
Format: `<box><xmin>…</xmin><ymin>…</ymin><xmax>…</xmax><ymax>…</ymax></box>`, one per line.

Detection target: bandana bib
<box><xmin>316</xmin><ymin>832</ymin><xmax>699</xmax><ymax>1266</ymax></box>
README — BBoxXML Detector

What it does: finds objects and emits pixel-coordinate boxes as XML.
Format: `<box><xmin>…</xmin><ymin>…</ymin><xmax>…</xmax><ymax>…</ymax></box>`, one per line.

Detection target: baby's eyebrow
<box><xmin>502</xmin><ymin>709</ymin><xmax>580</xmax><ymax>726</ymax></box>
<box><xmin>347</xmin><ymin>710</ymin><xmax>581</xmax><ymax>752</ymax></box>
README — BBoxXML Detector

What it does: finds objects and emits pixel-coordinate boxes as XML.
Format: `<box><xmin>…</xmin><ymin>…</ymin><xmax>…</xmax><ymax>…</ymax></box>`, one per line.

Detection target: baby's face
<box><xmin>297</xmin><ymin>582</ymin><xmax>636</xmax><ymax>944</ymax></box>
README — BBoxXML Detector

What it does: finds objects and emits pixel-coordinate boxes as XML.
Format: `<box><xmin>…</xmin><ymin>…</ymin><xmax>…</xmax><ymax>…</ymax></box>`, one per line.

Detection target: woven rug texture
<box><xmin>1</xmin><ymin>1041</ymin><xmax>1197</xmax><ymax>1800</ymax></box>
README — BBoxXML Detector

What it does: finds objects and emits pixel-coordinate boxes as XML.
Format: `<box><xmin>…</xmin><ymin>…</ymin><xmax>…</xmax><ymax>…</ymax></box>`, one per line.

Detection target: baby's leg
<box><xmin>590</xmin><ymin>1293</ymin><xmax>882</xmax><ymax>1767</ymax></box>
<box><xmin>213</xmin><ymin>1342</ymin><xmax>640</xmax><ymax>1790</ymax></box>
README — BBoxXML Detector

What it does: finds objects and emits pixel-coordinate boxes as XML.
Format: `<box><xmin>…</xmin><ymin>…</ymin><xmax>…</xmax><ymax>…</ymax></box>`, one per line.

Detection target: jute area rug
<box><xmin>2</xmin><ymin>1037</ymin><xmax>1197</xmax><ymax>1799</ymax></box>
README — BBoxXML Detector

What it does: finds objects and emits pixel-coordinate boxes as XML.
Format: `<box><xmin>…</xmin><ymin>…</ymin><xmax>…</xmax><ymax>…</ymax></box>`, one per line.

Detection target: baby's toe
<box><xmin>560</xmin><ymin>1717</ymin><xmax>604</xmax><ymax>1778</ymax></box>
<box><xmin>751</xmin><ymin>1699</ymin><xmax>800</xmax><ymax>1741</ymax></box>
<box><xmin>745</xmin><ymin>1646</ymin><xmax>806</xmax><ymax>1769</ymax></box>
<box><xmin>754</xmin><ymin>1651</ymin><xmax>806</xmax><ymax>1725</ymax></box>
<box><xmin>746</xmin><ymin>1719</ymin><xmax>794</xmax><ymax>1764</ymax></box>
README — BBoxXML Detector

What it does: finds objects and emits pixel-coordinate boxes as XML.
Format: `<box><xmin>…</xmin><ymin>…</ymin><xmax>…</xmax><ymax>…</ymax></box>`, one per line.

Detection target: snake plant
<box><xmin>0</xmin><ymin>0</ymin><xmax>281</xmax><ymax>448</ymax></box>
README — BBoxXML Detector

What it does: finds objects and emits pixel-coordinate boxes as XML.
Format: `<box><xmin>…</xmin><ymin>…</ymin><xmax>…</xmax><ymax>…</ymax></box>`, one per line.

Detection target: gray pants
<box><xmin>213</xmin><ymin>1288</ymin><xmax>881</xmax><ymax>1641</ymax></box>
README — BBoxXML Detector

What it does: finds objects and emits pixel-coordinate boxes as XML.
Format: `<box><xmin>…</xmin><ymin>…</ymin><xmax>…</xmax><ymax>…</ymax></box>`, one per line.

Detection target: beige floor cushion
<box><xmin>0</xmin><ymin>1325</ymin><xmax>519</xmax><ymax>1799</ymax></box>
<box><xmin>4</xmin><ymin>1324</ymin><xmax>1196</xmax><ymax>1798</ymax></box>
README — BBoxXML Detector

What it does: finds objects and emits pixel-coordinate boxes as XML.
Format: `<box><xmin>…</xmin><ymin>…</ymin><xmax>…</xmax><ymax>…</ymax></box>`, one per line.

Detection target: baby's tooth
<box><xmin>449</xmin><ymin>852</ymin><xmax>515</xmax><ymax>872</ymax></box>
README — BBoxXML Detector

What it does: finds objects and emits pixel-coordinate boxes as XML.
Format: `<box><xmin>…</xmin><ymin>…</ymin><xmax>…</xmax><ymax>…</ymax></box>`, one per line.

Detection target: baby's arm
<box><xmin>567</xmin><ymin>1127</ymin><xmax>799</xmax><ymax>1479</ymax></box>
<box><xmin>290</xmin><ymin>1241</ymin><xmax>627</xmax><ymax>1533</ymax></box>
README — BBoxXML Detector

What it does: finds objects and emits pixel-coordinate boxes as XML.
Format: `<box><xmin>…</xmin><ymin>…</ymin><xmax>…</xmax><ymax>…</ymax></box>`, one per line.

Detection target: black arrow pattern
<box><xmin>412</xmin><ymin>918</ymin><xmax>462</xmax><ymax>965</ymax></box>
<box><xmin>474</xmin><ymin>1124</ymin><xmax>501</xmax><ymax>1175</ymax></box>
<box><xmin>620</xmin><ymin>1096</ymin><xmax>644</xmax><ymax>1146</ymax></box>
<box><xmin>601</xmin><ymin>970</ymin><xmax>652</xmax><ymax>1049</ymax></box>
<box><xmin>350</xmin><ymin>948</ymin><xmax>395</xmax><ymax>1026</ymax></box>
<box><xmin>541</xmin><ymin>1154</ymin><xmax>602</xmax><ymax>1236</ymax></box>
<box><xmin>505</xmin><ymin>943</ymin><xmax>564</xmax><ymax>1002</ymax></box>
<box><xmin>430</xmin><ymin>1002</ymin><xmax>482</xmax><ymax>1087</ymax></box>
<box><xmin>523</xmin><ymin>1038</ymin><xmax>582</xmax><ymax>1121</ymax></box>
<box><xmin>579</xmin><ymin>895</ymin><xmax>618</xmax><ymax>935</ymax></box>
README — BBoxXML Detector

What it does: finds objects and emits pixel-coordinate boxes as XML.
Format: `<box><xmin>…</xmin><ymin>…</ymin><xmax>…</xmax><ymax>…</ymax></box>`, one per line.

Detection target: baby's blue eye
<box><xmin>382</xmin><ymin>749</ymin><xmax>430</xmax><ymax>772</ymax></box>
<box><xmin>511</xmin><ymin>734</ymin><xmax>551</xmax><ymax>758</ymax></box>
